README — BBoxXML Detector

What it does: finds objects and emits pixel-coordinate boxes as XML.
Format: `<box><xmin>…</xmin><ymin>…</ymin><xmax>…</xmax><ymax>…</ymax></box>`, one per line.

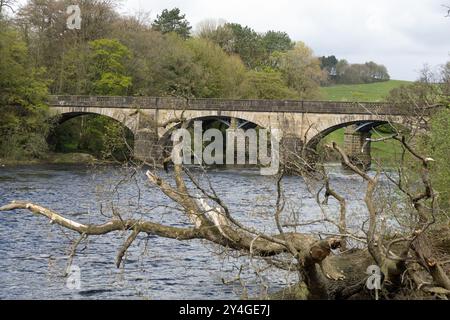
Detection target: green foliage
<box><xmin>224</xmin><ymin>23</ymin><xmax>265</xmax><ymax>69</ymax></box>
<box><xmin>0</xmin><ymin>21</ymin><xmax>51</xmax><ymax>160</ymax></box>
<box><xmin>92</xmin><ymin>71</ymin><xmax>132</xmax><ymax>96</ymax></box>
<box><xmin>198</xmin><ymin>22</ymin><xmax>294</xmax><ymax>70</ymax></box>
<box><xmin>239</xmin><ymin>70</ymin><xmax>298</xmax><ymax>99</ymax></box>
<box><xmin>333</xmin><ymin>60</ymin><xmax>390</xmax><ymax>85</ymax></box>
<box><xmin>16</xmin><ymin>0</ymin><xmax>120</xmax><ymax>94</ymax></box>
<box><xmin>185</xmin><ymin>38</ymin><xmax>246</xmax><ymax>98</ymax></box>
<box><xmin>116</xmin><ymin>29</ymin><xmax>246</xmax><ymax>98</ymax></box>
<box><xmin>196</xmin><ymin>20</ymin><xmax>235</xmax><ymax>53</ymax></box>
<box><xmin>57</xmin><ymin>43</ymin><xmax>90</xmax><ymax>94</ymax></box>
<box><xmin>387</xmin><ymin>64</ymin><xmax>450</xmax><ymax>209</ymax></box>
<box><xmin>88</xmin><ymin>39</ymin><xmax>132</xmax><ymax>95</ymax></box>
<box><xmin>154</xmin><ymin>34</ymin><xmax>199</xmax><ymax>97</ymax></box>
<box><xmin>388</xmin><ymin>82</ymin><xmax>443</xmax><ymax>111</ymax></box>
<box><xmin>319</xmin><ymin>55</ymin><xmax>338</xmax><ymax>76</ymax></box>
<box><xmin>51</xmin><ymin>115</ymin><xmax>133</xmax><ymax>161</ymax></box>
<box><xmin>262</xmin><ymin>31</ymin><xmax>294</xmax><ymax>55</ymax></box>
<box><xmin>427</xmin><ymin>109</ymin><xmax>450</xmax><ymax>208</ymax></box>
<box><xmin>274</xmin><ymin>42</ymin><xmax>325</xmax><ymax>99</ymax></box>
<box><xmin>152</xmin><ymin>8</ymin><xmax>192</xmax><ymax>39</ymax></box>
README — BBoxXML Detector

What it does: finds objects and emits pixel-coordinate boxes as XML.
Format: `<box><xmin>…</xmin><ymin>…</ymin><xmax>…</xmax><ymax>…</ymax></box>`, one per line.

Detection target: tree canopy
<box><xmin>0</xmin><ymin>20</ymin><xmax>51</xmax><ymax>159</ymax></box>
<box><xmin>152</xmin><ymin>8</ymin><xmax>192</xmax><ymax>39</ymax></box>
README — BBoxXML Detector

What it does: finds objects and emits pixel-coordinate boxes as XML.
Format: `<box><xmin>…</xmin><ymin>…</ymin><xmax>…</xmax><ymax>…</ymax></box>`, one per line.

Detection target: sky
<box><xmin>120</xmin><ymin>0</ymin><xmax>450</xmax><ymax>81</ymax></box>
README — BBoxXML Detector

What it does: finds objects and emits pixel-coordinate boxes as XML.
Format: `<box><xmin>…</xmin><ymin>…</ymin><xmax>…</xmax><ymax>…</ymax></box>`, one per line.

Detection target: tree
<box><xmin>3</xmin><ymin>1</ymin><xmax>450</xmax><ymax>300</ymax></box>
<box><xmin>442</xmin><ymin>61</ymin><xmax>450</xmax><ymax>99</ymax></box>
<box><xmin>152</xmin><ymin>8</ymin><xmax>192</xmax><ymax>39</ymax></box>
<box><xmin>365</xmin><ymin>61</ymin><xmax>390</xmax><ymax>82</ymax></box>
<box><xmin>57</xmin><ymin>43</ymin><xmax>90</xmax><ymax>95</ymax></box>
<box><xmin>334</xmin><ymin>59</ymin><xmax>390</xmax><ymax>84</ymax></box>
<box><xmin>0</xmin><ymin>0</ymin><xmax>16</xmax><ymax>15</ymax></box>
<box><xmin>186</xmin><ymin>38</ymin><xmax>246</xmax><ymax>98</ymax></box>
<box><xmin>239</xmin><ymin>70</ymin><xmax>298</xmax><ymax>99</ymax></box>
<box><xmin>388</xmin><ymin>63</ymin><xmax>450</xmax><ymax>209</ymax></box>
<box><xmin>0</xmin><ymin>21</ymin><xmax>51</xmax><ymax>159</ymax></box>
<box><xmin>261</xmin><ymin>30</ymin><xmax>294</xmax><ymax>56</ymax></box>
<box><xmin>111</xmin><ymin>15</ymin><xmax>171</xmax><ymax>96</ymax></box>
<box><xmin>275</xmin><ymin>42</ymin><xmax>325</xmax><ymax>99</ymax></box>
<box><xmin>196</xmin><ymin>19</ymin><xmax>235</xmax><ymax>53</ymax></box>
<box><xmin>319</xmin><ymin>55</ymin><xmax>338</xmax><ymax>75</ymax></box>
<box><xmin>335</xmin><ymin>59</ymin><xmax>349</xmax><ymax>78</ymax></box>
<box><xmin>88</xmin><ymin>39</ymin><xmax>132</xmax><ymax>95</ymax></box>
<box><xmin>16</xmin><ymin>0</ymin><xmax>120</xmax><ymax>94</ymax></box>
<box><xmin>223</xmin><ymin>23</ymin><xmax>265</xmax><ymax>69</ymax></box>
<box><xmin>428</xmin><ymin>108</ymin><xmax>450</xmax><ymax>208</ymax></box>
<box><xmin>114</xmin><ymin>19</ymin><xmax>246</xmax><ymax>99</ymax></box>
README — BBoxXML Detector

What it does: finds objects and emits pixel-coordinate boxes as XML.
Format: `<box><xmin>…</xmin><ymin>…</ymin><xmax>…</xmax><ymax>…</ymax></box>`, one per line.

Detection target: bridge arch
<box><xmin>303</xmin><ymin>118</ymin><xmax>410</xmax><ymax>170</ymax></box>
<box><xmin>49</xmin><ymin>108</ymin><xmax>137</xmax><ymax>159</ymax></box>
<box><xmin>50</xmin><ymin>106</ymin><xmax>139</xmax><ymax>133</ymax></box>
<box><xmin>153</xmin><ymin>115</ymin><xmax>268</xmax><ymax>166</ymax></box>
<box><xmin>305</xmin><ymin>120</ymin><xmax>394</xmax><ymax>150</ymax></box>
<box><xmin>302</xmin><ymin>113</ymin><xmax>406</xmax><ymax>144</ymax></box>
<box><xmin>158</xmin><ymin>115</ymin><xmax>262</xmax><ymax>146</ymax></box>
<box><xmin>156</xmin><ymin>110</ymin><xmax>270</xmax><ymax>139</ymax></box>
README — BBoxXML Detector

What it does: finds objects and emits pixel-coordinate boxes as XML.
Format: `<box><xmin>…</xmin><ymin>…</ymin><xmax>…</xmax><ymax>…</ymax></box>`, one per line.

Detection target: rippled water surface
<box><xmin>0</xmin><ymin>164</ymin><xmax>371</xmax><ymax>299</ymax></box>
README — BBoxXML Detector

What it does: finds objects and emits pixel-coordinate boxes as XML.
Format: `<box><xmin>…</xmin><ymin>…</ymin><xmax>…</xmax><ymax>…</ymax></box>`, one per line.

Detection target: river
<box><xmin>0</xmin><ymin>164</ymin><xmax>374</xmax><ymax>299</ymax></box>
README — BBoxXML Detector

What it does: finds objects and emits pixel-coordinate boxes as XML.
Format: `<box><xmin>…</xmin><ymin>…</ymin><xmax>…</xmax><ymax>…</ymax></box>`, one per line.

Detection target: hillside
<box><xmin>319</xmin><ymin>80</ymin><xmax>412</xmax><ymax>102</ymax></box>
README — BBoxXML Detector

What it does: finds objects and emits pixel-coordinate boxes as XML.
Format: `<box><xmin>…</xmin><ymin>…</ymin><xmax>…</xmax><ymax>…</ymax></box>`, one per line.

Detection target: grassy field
<box><xmin>319</xmin><ymin>80</ymin><xmax>411</xmax><ymax>102</ymax></box>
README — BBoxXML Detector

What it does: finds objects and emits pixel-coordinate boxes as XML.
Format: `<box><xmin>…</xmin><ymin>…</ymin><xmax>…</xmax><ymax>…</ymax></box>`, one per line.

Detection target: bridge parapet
<box><xmin>48</xmin><ymin>95</ymin><xmax>410</xmax><ymax>115</ymax></box>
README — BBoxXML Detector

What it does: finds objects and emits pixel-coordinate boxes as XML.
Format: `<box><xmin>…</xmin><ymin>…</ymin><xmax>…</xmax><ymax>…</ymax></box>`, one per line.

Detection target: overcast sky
<box><xmin>120</xmin><ymin>0</ymin><xmax>450</xmax><ymax>80</ymax></box>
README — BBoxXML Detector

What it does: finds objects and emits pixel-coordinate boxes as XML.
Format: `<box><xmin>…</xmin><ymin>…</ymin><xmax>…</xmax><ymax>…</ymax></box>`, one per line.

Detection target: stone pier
<box><xmin>133</xmin><ymin>111</ymin><xmax>162</xmax><ymax>163</ymax></box>
<box><xmin>343</xmin><ymin>125</ymin><xmax>372</xmax><ymax>170</ymax></box>
<box><xmin>134</xmin><ymin>129</ymin><xmax>161</xmax><ymax>163</ymax></box>
<box><xmin>280</xmin><ymin>135</ymin><xmax>305</xmax><ymax>172</ymax></box>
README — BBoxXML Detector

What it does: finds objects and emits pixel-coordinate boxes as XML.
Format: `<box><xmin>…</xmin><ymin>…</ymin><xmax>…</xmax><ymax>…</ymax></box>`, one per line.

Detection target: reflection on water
<box><xmin>0</xmin><ymin>164</ymin><xmax>372</xmax><ymax>299</ymax></box>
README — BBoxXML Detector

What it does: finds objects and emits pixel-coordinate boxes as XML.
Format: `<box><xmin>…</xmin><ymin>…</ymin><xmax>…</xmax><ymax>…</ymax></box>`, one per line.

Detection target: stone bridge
<box><xmin>48</xmin><ymin>96</ymin><xmax>413</xmax><ymax>168</ymax></box>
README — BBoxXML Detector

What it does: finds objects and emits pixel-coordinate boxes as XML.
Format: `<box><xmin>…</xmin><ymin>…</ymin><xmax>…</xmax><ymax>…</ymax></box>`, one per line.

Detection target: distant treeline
<box><xmin>319</xmin><ymin>56</ymin><xmax>390</xmax><ymax>85</ymax></box>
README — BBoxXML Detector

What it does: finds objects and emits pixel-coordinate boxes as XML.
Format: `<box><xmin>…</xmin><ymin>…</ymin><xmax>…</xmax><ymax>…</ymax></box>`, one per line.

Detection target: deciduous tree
<box><xmin>0</xmin><ymin>21</ymin><xmax>51</xmax><ymax>159</ymax></box>
<box><xmin>88</xmin><ymin>38</ymin><xmax>132</xmax><ymax>95</ymax></box>
<box><xmin>275</xmin><ymin>42</ymin><xmax>325</xmax><ymax>99</ymax></box>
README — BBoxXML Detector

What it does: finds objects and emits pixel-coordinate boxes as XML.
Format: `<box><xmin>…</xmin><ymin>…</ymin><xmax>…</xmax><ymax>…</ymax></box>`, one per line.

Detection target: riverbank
<box><xmin>0</xmin><ymin>153</ymin><xmax>105</xmax><ymax>166</ymax></box>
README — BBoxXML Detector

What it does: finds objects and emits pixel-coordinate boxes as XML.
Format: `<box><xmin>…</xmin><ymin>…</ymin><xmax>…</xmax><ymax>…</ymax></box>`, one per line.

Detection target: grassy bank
<box><xmin>320</xmin><ymin>80</ymin><xmax>411</xmax><ymax>102</ymax></box>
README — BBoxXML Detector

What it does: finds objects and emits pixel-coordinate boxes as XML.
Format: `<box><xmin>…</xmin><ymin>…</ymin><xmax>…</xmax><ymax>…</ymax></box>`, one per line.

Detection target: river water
<box><xmin>0</xmin><ymin>164</ymin><xmax>374</xmax><ymax>299</ymax></box>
